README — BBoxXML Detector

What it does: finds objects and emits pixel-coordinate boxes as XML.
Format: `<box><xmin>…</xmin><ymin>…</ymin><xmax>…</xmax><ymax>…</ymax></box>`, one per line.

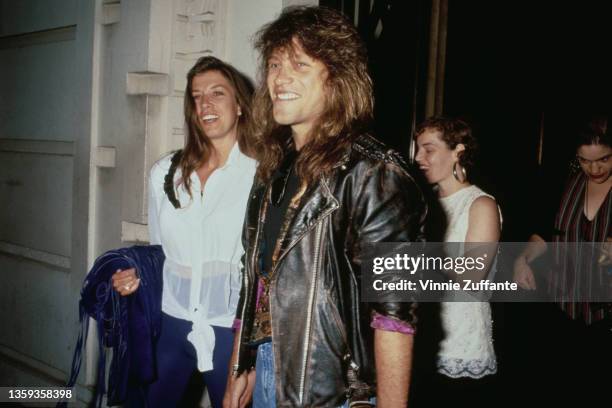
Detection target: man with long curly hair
<box><xmin>224</xmin><ymin>6</ymin><xmax>427</xmax><ymax>407</ymax></box>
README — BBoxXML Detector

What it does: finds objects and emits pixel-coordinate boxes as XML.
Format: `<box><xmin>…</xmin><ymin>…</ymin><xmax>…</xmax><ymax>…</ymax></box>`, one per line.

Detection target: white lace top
<box><xmin>148</xmin><ymin>143</ymin><xmax>256</xmax><ymax>372</ymax></box>
<box><xmin>437</xmin><ymin>185</ymin><xmax>500</xmax><ymax>378</ymax></box>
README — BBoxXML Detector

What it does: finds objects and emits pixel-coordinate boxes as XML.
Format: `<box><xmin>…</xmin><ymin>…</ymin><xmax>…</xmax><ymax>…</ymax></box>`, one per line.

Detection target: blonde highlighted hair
<box><xmin>252</xmin><ymin>6</ymin><xmax>374</xmax><ymax>184</ymax></box>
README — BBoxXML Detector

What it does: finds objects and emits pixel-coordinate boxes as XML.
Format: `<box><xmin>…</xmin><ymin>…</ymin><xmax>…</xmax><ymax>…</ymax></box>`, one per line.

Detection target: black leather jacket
<box><xmin>235</xmin><ymin>135</ymin><xmax>427</xmax><ymax>407</ymax></box>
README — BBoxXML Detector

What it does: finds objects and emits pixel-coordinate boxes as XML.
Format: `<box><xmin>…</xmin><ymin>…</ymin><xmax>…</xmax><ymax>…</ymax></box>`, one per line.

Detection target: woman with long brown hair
<box><xmin>111</xmin><ymin>56</ymin><xmax>256</xmax><ymax>407</ymax></box>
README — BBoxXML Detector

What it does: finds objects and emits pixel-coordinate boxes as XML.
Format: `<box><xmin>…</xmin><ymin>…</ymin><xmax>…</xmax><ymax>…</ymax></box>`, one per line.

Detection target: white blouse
<box><xmin>148</xmin><ymin>143</ymin><xmax>256</xmax><ymax>371</ymax></box>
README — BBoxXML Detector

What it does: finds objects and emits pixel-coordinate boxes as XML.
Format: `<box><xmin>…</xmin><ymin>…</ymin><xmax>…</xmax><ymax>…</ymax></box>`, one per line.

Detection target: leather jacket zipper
<box><xmin>298</xmin><ymin>221</ymin><xmax>325</xmax><ymax>403</ymax></box>
<box><xmin>234</xmin><ymin>246</ymin><xmax>254</xmax><ymax>371</ymax></box>
<box><xmin>235</xmin><ymin>193</ymin><xmax>266</xmax><ymax>369</ymax></box>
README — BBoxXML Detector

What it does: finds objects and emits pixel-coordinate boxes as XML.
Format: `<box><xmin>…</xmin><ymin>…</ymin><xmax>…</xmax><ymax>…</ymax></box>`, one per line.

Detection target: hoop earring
<box><xmin>453</xmin><ymin>162</ymin><xmax>467</xmax><ymax>182</ymax></box>
<box><xmin>569</xmin><ymin>157</ymin><xmax>581</xmax><ymax>173</ymax></box>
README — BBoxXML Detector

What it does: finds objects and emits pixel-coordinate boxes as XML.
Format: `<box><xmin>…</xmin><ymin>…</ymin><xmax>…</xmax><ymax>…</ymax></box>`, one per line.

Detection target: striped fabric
<box><xmin>550</xmin><ymin>172</ymin><xmax>611</xmax><ymax>324</ymax></box>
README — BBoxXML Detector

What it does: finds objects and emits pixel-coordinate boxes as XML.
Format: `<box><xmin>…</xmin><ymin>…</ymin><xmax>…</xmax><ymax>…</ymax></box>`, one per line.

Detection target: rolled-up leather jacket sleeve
<box><xmin>351</xmin><ymin>158</ymin><xmax>427</xmax><ymax>325</ymax></box>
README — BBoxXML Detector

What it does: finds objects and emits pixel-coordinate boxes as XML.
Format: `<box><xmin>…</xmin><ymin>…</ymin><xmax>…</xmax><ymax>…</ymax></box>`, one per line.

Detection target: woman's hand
<box><xmin>111</xmin><ymin>268</ymin><xmax>141</xmax><ymax>296</ymax></box>
<box><xmin>513</xmin><ymin>256</ymin><xmax>537</xmax><ymax>290</ymax></box>
<box><xmin>598</xmin><ymin>237</ymin><xmax>612</xmax><ymax>266</ymax></box>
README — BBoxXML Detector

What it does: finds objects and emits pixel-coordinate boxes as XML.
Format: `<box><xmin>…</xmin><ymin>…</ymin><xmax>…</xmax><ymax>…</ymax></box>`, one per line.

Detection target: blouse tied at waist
<box><xmin>161</xmin><ymin>257</ymin><xmax>241</xmax><ymax>372</ymax></box>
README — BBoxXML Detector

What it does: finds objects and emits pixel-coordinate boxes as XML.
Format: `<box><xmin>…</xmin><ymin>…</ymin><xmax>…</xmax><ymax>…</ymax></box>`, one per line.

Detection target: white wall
<box><xmin>227</xmin><ymin>0</ymin><xmax>318</xmax><ymax>82</ymax></box>
<box><xmin>226</xmin><ymin>0</ymin><xmax>282</xmax><ymax>81</ymax></box>
<box><xmin>0</xmin><ymin>0</ymin><xmax>316</xmax><ymax>405</ymax></box>
<box><xmin>0</xmin><ymin>0</ymin><xmax>96</xmax><ymax>404</ymax></box>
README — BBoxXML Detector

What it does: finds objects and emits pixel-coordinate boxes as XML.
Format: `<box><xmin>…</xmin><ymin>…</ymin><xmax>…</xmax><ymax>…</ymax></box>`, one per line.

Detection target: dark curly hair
<box><xmin>574</xmin><ymin>116</ymin><xmax>611</xmax><ymax>151</ymax></box>
<box><xmin>415</xmin><ymin>116</ymin><xmax>478</xmax><ymax>170</ymax></box>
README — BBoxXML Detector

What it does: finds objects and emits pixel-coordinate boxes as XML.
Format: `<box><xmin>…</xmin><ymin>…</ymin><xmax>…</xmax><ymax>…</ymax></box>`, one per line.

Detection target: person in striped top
<box><xmin>513</xmin><ymin>119</ymin><xmax>611</xmax><ymax>321</ymax></box>
<box><xmin>513</xmin><ymin>117</ymin><xmax>611</xmax><ymax>405</ymax></box>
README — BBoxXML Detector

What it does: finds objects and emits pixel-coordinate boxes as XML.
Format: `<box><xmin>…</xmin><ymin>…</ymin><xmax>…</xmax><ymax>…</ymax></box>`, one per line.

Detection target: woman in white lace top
<box><xmin>415</xmin><ymin>117</ymin><xmax>501</xmax><ymax>406</ymax></box>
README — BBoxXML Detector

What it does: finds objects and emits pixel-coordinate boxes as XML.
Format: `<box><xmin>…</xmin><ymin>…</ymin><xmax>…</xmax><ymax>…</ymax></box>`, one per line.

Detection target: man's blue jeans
<box><xmin>252</xmin><ymin>342</ymin><xmax>276</xmax><ymax>407</ymax></box>
<box><xmin>252</xmin><ymin>342</ymin><xmax>375</xmax><ymax>407</ymax></box>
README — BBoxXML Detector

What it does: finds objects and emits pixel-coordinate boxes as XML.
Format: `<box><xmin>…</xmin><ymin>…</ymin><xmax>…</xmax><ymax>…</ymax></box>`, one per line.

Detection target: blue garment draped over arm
<box><xmin>61</xmin><ymin>245</ymin><xmax>164</xmax><ymax>407</ymax></box>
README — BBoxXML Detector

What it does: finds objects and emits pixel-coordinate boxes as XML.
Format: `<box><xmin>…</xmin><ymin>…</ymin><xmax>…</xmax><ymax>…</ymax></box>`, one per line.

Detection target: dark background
<box><xmin>322</xmin><ymin>0</ymin><xmax>611</xmax><ymax>241</ymax></box>
<box><xmin>322</xmin><ymin>1</ymin><xmax>611</xmax><ymax>405</ymax></box>
<box><xmin>443</xmin><ymin>0</ymin><xmax>611</xmax><ymax>241</ymax></box>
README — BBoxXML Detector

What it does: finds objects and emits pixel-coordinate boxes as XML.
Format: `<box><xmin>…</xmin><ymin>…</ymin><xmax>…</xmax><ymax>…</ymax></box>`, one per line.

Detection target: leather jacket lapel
<box><xmin>274</xmin><ymin>177</ymin><xmax>340</xmax><ymax>269</ymax></box>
